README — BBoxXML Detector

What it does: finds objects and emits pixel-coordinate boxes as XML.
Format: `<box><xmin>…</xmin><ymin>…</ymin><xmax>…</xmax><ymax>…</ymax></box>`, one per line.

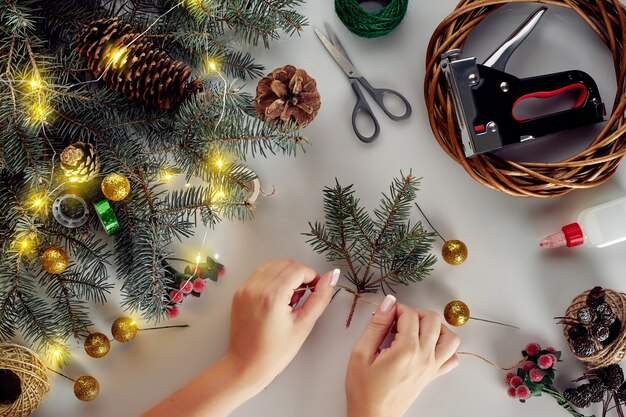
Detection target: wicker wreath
<box><xmin>424</xmin><ymin>0</ymin><xmax>626</xmax><ymax>198</ymax></box>
<box><xmin>0</xmin><ymin>343</ymin><xmax>49</xmax><ymax>417</ymax></box>
<box><xmin>563</xmin><ymin>289</ymin><xmax>626</xmax><ymax>369</ymax></box>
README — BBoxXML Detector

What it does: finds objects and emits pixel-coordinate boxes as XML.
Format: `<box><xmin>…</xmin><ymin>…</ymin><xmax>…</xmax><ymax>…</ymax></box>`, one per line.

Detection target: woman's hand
<box><xmin>227</xmin><ymin>259</ymin><xmax>339</xmax><ymax>391</ymax></box>
<box><xmin>345</xmin><ymin>296</ymin><xmax>460</xmax><ymax>417</ymax></box>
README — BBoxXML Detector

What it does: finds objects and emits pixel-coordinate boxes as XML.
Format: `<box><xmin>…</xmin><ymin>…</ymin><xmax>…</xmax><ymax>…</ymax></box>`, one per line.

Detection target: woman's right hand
<box><xmin>345</xmin><ymin>296</ymin><xmax>461</xmax><ymax>417</ymax></box>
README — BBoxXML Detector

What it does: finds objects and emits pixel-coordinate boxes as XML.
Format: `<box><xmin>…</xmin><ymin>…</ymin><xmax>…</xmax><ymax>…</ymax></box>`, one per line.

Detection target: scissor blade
<box><xmin>323</xmin><ymin>23</ymin><xmax>353</xmax><ymax>65</ymax></box>
<box><xmin>315</xmin><ymin>28</ymin><xmax>360</xmax><ymax>79</ymax></box>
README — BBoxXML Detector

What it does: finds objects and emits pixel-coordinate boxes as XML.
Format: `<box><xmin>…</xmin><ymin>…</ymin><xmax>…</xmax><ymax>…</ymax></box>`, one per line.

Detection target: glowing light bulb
<box><xmin>130</xmin><ymin>320</ymin><xmax>137</xmax><ymax>326</ymax></box>
<box><xmin>52</xmin><ymin>349</ymin><xmax>61</xmax><ymax>358</ymax></box>
<box><xmin>214</xmin><ymin>253</ymin><xmax>220</xmax><ymax>260</ymax></box>
<box><xmin>21</xmin><ymin>240</ymin><xmax>28</xmax><ymax>250</ymax></box>
<box><xmin>216</xmin><ymin>159</ymin><xmax>224</xmax><ymax>170</ymax></box>
<box><xmin>30</xmin><ymin>102</ymin><xmax>49</xmax><ymax>124</ymax></box>
<box><xmin>185</xmin><ymin>183</ymin><xmax>191</xmax><ymax>187</ymax></box>
<box><xmin>29</xmin><ymin>76</ymin><xmax>44</xmax><ymax>91</ymax></box>
<box><xmin>196</xmin><ymin>254</ymin><xmax>202</xmax><ymax>264</ymax></box>
<box><xmin>162</xmin><ymin>171</ymin><xmax>174</xmax><ymax>181</ymax></box>
<box><xmin>216</xmin><ymin>191</ymin><xmax>226</xmax><ymax>199</ymax></box>
<box><xmin>33</xmin><ymin>198</ymin><xmax>43</xmax><ymax>207</ymax></box>
<box><xmin>108</xmin><ymin>47</ymin><xmax>128</xmax><ymax>68</ymax></box>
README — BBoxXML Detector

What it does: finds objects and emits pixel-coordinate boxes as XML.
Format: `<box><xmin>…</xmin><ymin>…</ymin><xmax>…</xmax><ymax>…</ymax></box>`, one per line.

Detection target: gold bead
<box><xmin>41</xmin><ymin>246</ymin><xmax>69</xmax><ymax>275</ymax></box>
<box><xmin>444</xmin><ymin>300</ymin><xmax>470</xmax><ymax>327</ymax></box>
<box><xmin>111</xmin><ymin>317</ymin><xmax>138</xmax><ymax>343</ymax></box>
<box><xmin>441</xmin><ymin>240</ymin><xmax>468</xmax><ymax>265</ymax></box>
<box><xmin>74</xmin><ymin>375</ymin><xmax>100</xmax><ymax>401</ymax></box>
<box><xmin>101</xmin><ymin>172</ymin><xmax>131</xmax><ymax>201</ymax></box>
<box><xmin>84</xmin><ymin>332</ymin><xmax>111</xmax><ymax>358</ymax></box>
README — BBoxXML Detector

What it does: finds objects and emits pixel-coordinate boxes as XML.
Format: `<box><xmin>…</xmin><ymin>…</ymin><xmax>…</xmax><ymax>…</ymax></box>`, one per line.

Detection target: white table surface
<box><xmin>33</xmin><ymin>1</ymin><xmax>626</xmax><ymax>416</ymax></box>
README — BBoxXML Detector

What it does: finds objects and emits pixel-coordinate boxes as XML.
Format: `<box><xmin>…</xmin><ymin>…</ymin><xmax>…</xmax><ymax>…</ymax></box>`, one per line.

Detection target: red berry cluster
<box><xmin>504</xmin><ymin>343</ymin><xmax>561</xmax><ymax>403</ymax></box>
<box><xmin>165</xmin><ymin>266</ymin><xmax>226</xmax><ymax>319</ymax></box>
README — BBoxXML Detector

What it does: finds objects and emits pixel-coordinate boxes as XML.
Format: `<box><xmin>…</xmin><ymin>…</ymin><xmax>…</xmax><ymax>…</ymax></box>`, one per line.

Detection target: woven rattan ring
<box><xmin>562</xmin><ymin>289</ymin><xmax>626</xmax><ymax>369</ymax></box>
<box><xmin>0</xmin><ymin>343</ymin><xmax>49</xmax><ymax>417</ymax></box>
<box><xmin>424</xmin><ymin>0</ymin><xmax>626</xmax><ymax>198</ymax></box>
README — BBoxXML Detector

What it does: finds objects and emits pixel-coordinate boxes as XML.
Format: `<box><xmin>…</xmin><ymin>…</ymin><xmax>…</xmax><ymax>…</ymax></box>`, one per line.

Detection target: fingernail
<box><xmin>379</xmin><ymin>294</ymin><xmax>396</xmax><ymax>313</ymax></box>
<box><xmin>330</xmin><ymin>269</ymin><xmax>340</xmax><ymax>287</ymax></box>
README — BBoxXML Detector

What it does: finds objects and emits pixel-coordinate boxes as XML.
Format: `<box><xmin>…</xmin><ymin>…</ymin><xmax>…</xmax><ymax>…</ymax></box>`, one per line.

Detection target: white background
<box><xmin>33</xmin><ymin>1</ymin><xmax>626</xmax><ymax>416</ymax></box>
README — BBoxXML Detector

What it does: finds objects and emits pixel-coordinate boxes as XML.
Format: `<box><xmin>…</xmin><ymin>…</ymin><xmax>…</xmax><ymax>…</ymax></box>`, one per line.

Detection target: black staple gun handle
<box><xmin>473</xmin><ymin>66</ymin><xmax>606</xmax><ymax>148</ymax></box>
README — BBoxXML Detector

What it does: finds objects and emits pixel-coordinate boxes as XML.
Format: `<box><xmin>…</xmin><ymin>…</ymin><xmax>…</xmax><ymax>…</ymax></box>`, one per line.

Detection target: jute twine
<box><xmin>335</xmin><ymin>0</ymin><xmax>410</xmax><ymax>38</ymax></box>
<box><xmin>424</xmin><ymin>0</ymin><xmax>626</xmax><ymax>198</ymax></box>
<box><xmin>0</xmin><ymin>343</ymin><xmax>49</xmax><ymax>417</ymax></box>
<box><xmin>563</xmin><ymin>289</ymin><xmax>626</xmax><ymax>369</ymax></box>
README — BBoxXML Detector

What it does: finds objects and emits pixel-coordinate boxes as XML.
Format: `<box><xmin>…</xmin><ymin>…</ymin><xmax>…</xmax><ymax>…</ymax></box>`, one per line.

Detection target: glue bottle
<box><xmin>540</xmin><ymin>197</ymin><xmax>626</xmax><ymax>249</ymax></box>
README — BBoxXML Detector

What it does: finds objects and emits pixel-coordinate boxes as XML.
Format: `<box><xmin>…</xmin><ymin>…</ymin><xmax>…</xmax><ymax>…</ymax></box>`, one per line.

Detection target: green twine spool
<box><xmin>335</xmin><ymin>0</ymin><xmax>409</xmax><ymax>38</ymax></box>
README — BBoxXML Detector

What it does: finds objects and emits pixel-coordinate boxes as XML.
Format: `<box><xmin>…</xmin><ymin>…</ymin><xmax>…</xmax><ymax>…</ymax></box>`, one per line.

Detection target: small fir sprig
<box><xmin>504</xmin><ymin>343</ymin><xmax>591</xmax><ymax>417</ymax></box>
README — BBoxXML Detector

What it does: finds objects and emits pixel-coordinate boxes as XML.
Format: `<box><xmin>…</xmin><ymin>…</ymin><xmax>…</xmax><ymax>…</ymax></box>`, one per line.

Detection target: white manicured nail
<box><xmin>379</xmin><ymin>294</ymin><xmax>396</xmax><ymax>313</ymax></box>
<box><xmin>330</xmin><ymin>269</ymin><xmax>340</xmax><ymax>287</ymax></box>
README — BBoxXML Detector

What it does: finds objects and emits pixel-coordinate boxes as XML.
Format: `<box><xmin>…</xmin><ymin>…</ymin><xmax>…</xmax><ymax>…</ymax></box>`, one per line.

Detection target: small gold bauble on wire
<box><xmin>111</xmin><ymin>317</ymin><xmax>138</xmax><ymax>343</ymax></box>
<box><xmin>73</xmin><ymin>375</ymin><xmax>100</xmax><ymax>401</ymax></box>
<box><xmin>84</xmin><ymin>332</ymin><xmax>111</xmax><ymax>358</ymax></box>
<box><xmin>41</xmin><ymin>246</ymin><xmax>69</xmax><ymax>275</ymax></box>
<box><xmin>441</xmin><ymin>240</ymin><xmax>468</xmax><ymax>265</ymax></box>
<box><xmin>101</xmin><ymin>172</ymin><xmax>131</xmax><ymax>201</ymax></box>
<box><xmin>443</xmin><ymin>300</ymin><xmax>519</xmax><ymax>329</ymax></box>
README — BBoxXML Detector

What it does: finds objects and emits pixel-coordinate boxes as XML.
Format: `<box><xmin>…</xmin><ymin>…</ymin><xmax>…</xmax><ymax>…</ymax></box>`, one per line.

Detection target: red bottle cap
<box><xmin>561</xmin><ymin>223</ymin><xmax>584</xmax><ymax>247</ymax></box>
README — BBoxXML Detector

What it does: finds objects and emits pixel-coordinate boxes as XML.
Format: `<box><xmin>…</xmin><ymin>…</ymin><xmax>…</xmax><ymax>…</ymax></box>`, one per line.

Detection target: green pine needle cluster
<box><xmin>0</xmin><ymin>0</ymin><xmax>308</xmax><ymax>360</ymax></box>
<box><xmin>305</xmin><ymin>172</ymin><xmax>437</xmax><ymax>327</ymax></box>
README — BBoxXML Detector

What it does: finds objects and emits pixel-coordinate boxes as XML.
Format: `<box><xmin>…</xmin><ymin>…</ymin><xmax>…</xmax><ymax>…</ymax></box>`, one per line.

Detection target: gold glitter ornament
<box><xmin>111</xmin><ymin>317</ymin><xmax>138</xmax><ymax>343</ymax></box>
<box><xmin>41</xmin><ymin>246</ymin><xmax>69</xmax><ymax>275</ymax></box>
<box><xmin>441</xmin><ymin>240</ymin><xmax>468</xmax><ymax>265</ymax></box>
<box><xmin>84</xmin><ymin>333</ymin><xmax>111</xmax><ymax>358</ymax></box>
<box><xmin>444</xmin><ymin>300</ymin><xmax>470</xmax><ymax>327</ymax></box>
<box><xmin>101</xmin><ymin>172</ymin><xmax>131</xmax><ymax>201</ymax></box>
<box><xmin>73</xmin><ymin>376</ymin><xmax>100</xmax><ymax>401</ymax></box>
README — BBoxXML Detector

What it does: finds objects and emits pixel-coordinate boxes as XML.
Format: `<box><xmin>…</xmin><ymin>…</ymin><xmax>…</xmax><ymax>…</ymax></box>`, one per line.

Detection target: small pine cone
<box><xmin>598</xmin><ymin>365</ymin><xmax>624</xmax><ymax>390</ymax></box>
<box><xmin>76</xmin><ymin>18</ymin><xmax>200</xmax><ymax>110</ymax></box>
<box><xmin>591</xmin><ymin>325</ymin><xmax>610</xmax><ymax>343</ymax></box>
<box><xmin>587</xmin><ymin>286</ymin><xmax>606</xmax><ymax>308</ymax></box>
<box><xmin>595</xmin><ymin>302</ymin><xmax>613</xmax><ymax>317</ymax></box>
<box><xmin>599</xmin><ymin>312</ymin><xmax>616</xmax><ymax>327</ymax></box>
<box><xmin>582</xmin><ymin>381</ymin><xmax>606</xmax><ymax>403</ymax></box>
<box><xmin>564</xmin><ymin>387</ymin><xmax>591</xmax><ymax>408</ymax></box>
<box><xmin>605</xmin><ymin>319</ymin><xmax>622</xmax><ymax>345</ymax></box>
<box><xmin>617</xmin><ymin>382</ymin><xmax>626</xmax><ymax>401</ymax></box>
<box><xmin>568</xmin><ymin>324</ymin><xmax>589</xmax><ymax>341</ymax></box>
<box><xmin>60</xmin><ymin>142</ymin><xmax>100</xmax><ymax>182</ymax></box>
<box><xmin>255</xmin><ymin>65</ymin><xmax>321</xmax><ymax>128</ymax></box>
<box><xmin>573</xmin><ymin>337</ymin><xmax>597</xmax><ymax>357</ymax></box>
<box><xmin>577</xmin><ymin>307</ymin><xmax>596</xmax><ymax>324</ymax></box>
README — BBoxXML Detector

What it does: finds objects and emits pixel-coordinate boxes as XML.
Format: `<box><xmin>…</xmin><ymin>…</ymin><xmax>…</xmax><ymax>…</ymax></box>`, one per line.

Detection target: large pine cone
<box><xmin>76</xmin><ymin>18</ymin><xmax>200</xmax><ymax>110</ymax></box>
<box><xmin>60</xmin><ymin>142</ymin><xmax>100</xmax><ymax>182</ymax></box>
<box><xmin>255</xmin><ymin>65</ymin><xmax>321</xmax><ymax>128</ymax></box>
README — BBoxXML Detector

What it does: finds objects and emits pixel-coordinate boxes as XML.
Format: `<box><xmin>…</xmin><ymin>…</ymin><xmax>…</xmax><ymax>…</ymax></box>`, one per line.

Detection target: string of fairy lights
<box><xmin>4</xmin><ymin>0</ymin><xmax>232</xmax><ymax>363</ymax></box>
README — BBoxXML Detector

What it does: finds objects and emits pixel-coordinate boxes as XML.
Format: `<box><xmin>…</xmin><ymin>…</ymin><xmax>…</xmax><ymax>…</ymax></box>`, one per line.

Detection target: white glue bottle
<box><xmin>540</xmin><ymin>197</ymin><xmax>626</xmax><ymax>249</ymax></box>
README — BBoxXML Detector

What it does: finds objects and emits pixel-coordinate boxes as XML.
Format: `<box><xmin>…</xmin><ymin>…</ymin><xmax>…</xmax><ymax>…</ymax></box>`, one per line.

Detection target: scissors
<box><xmin>315</xmin><ymin>24</ymin><xmax>412</xmax><ymax>143</ymax></box>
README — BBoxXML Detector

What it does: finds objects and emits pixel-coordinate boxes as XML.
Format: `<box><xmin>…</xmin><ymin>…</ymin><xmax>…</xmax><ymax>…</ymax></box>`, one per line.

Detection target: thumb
<box><xmin>353</xmin><ymin>295</ymin><xmax>397</xmax><ymax>364</ymax></box>
<box><xmin>296</xmin><ymin>269</ymin><xmax>340</xmax><ymax>324</ymax></box>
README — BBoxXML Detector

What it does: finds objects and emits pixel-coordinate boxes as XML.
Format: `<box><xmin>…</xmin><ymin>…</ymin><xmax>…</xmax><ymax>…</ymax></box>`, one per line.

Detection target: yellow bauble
<box><xmin>111</xmin><ymin>317</ymin><xmax>138</xmax><ymax>343</ymax></box>
<box><xmin>444</xmin><ymin>300</ymin><xmax>470</xmax><ymax>327</ymax></box>
<box><xmin>84</xmin><ymin>332</ymin><xmax>111</xmax><ymax>358</ymax></box>
<box><xmin>101</xmin><ymin>172</ymin><xmax>131</xmax><ymax>201</ymax></box>
<box><xmin>41</xmin><ymin>246</ymin><xmax>69</xmax><ymax>275</ymax></box>
<box><xmin>74</xmin><ymin>375</ymin><xmax>100</xmax><ymax>401</ymax></box>
<box><xmin>441</xmin><ymin>240</ymin><xmax>468</xmax><ymax>265</ymax></box>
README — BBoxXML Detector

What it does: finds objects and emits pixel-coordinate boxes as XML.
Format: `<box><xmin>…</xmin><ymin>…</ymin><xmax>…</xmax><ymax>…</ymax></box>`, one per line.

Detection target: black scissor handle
<box><xmin>357</xmin><ymin>76</ymin><xmax>412</xmax><ymax>121</ymax></box>
<box><xmin>351</xmin><ymin>80</ymin><xmax>380</xmax><ymax>143</ymax></box>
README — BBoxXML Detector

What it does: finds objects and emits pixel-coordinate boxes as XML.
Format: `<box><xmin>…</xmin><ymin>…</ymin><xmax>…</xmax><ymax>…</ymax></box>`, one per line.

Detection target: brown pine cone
<box><xmin>255</xmin><ymin>65</ymin><xmax>321</xmax><ymax>128</ymax></box>
<box><xmin>597</xmin><ymin>364</ymin><xmax>624</xmax><ymax>390</ymax></box>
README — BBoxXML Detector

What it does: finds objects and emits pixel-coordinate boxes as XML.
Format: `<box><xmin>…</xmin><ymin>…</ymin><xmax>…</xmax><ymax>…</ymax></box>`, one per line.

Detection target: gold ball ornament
<box><xmin>444</xmin><ymin>300</ymin><xmax>470</xmax><ymax>327</ymax></box>
<box><xmin>73</xmin><ymin>376</ymin><xmax>100</xmax><ymax>401</ymax></box>
<box><xmin>111</xmin><ymin>317</ymin><xmax>138</xmax><ymax>343</ymax></box>
<box><xmin>41</xmin><ymin>247</ymin><xmax>69</xmax><ymax>275</ymax></box>
<box><xmin>101</xmin><ymin>172</ymin><xmax>131</xmax><ymax>201</ymax></box>
<box><xmin>441</xmin><ymin>240</ymin><xmax>468</xmax><ymax>265</ymax></box>
<box><xmin>84</xmin><ymin>333</ymin><xmax>111</xmax><ymax>359</ymax></box>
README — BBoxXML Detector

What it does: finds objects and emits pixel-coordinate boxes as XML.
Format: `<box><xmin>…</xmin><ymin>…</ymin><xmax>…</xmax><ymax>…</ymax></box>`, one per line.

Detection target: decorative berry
<box><xmin>598</xmin><ymin>364</ymin><xmax>624</xmax><ymax>389</ymax></box>
<box><xmin>564</xmin><ymin>387</ymin><xmax>590</xmax><ymax>408</ymax></box>
<box><xmin>577</xmin><ymin>307</ymin><xmax>596</xmax><ymax>324</ymax></box>
<box><xmin>515</xmin><ymin>385</ymin><xmax>531</xmax><ymax>400</ymax></box>
<box><xmin>546</xmin><ymin>346</ymin><xmax>556</xmax><ymax>353</ymax></box>
<box><xmin>525</xmin><ymin>343</ymin><xmax>541</xmax><ymax>357</ymax></box>
<box><xmin>568</xmin><ymin>324</ymin><xmax>589</xmax><ymax>341</ymax></box>
<box><xmin>505</xmin><ymin>372</ymin><xmax>515</xmax><ymax>385</ymax></box>
<box><xmin>591</xmin><ymin>325</ymin><xmax>610</xmax><ymax>343</ymax></box>
<box><xmin>573</xmin><ymin>337</ymin><xmax>597</xmax><ymax>357</ymax></box>
<box><xmin>587</xmin><ymin>286</ymin><xmax>606</xmax><ymax>308</ymax></box>
<box><xmin>180</xmin><ymin>280</ymin><xmax>193</xmax><ymax>294</ymax></box>
<box><xmin>596</xmin><ymin>302</ymin><xmax>613</xmax><ymax>317</ymax></box>
<box><xmin>218</xmin><ymin>267</ymin><xmax>226</xmax><ymax>278</ymax></box>
<box><xmin>520</xmin><ymin>361</ymin><xmax>534</xmax><ymax>372</ymax></box>
<box><xmin>192</xmin><ymin>278</ymin><xmax>205</xmax><ymax>293</ymax></box>
<box><xmin>169</xmin><ymin>290</ymin><xmax>184</xmax><ymax>304</ymax></box>
<box><xmin>507</xmin><ymin>387</ymin><xmax>518</xmax><ymax>399</ymax></box>
<box><xmin>529</xmin><ymin>368</ymin><xmax>543</xmax><ymax>383</ymax></box>
<box><xmin>538</xmin><ymin>354</ymin><xmax>554</xmax><ymax>369</ymax></box>
<box><xmin>510</xmin><ymin>376</ymin><xmax>523</xmax><ymax>388</ymax></box>
<box><xmin>166</xmin><ymin>305</ymin><xmax>179</xmax><ymax>319</ymax></box>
